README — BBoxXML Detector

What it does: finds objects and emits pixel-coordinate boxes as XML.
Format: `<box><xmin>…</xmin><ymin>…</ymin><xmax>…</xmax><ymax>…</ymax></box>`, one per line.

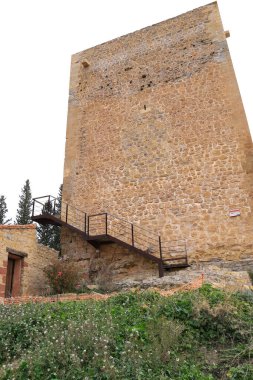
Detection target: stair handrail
<box><xmin>32</xmin><ymin>195</ymin><xmax>188</xmax><ymax>264</ymax></box>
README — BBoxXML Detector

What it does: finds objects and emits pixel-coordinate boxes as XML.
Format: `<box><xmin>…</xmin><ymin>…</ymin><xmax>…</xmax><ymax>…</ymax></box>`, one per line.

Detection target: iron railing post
<box><xmin>159</xmin><ymin>236</ymin><xmax>163</xmax><ymax>260</ymax></box>
<box><xmin>32</xmin><ymin>200</ymin><xmax>35</xmax><ymax>217</ymax></box>
<box><xmin>105</xmin><ymin>213</ymin><xmax>108</xmax><ymax>235</ymax></box>
<box><xmin>84</xmin><ymin>213</ymin><xmax>87</xmax><ymax>234</ymax></box>
<box><xmin>66</xmin><ymin>204</ymin><xmax>68</xmax><ymax>223</ymax></box>
<box><xmin>131</xmin><ymin>224</ymin><xmax>134</xmax><ymax>247</ymax></box>
<box><xmin>87</xmin><ymin>215</ymin><xmax>90</xmax><ymax>236</ymax></box>
<box><xmin>53</xmin><ymin>199</ymin><xmax>56</xmax><ymax>215</ymax></box>
<box><xmin>185</xmin><ymin>240</ymin><xmax>188</xmax><ymax>264</ymax></box>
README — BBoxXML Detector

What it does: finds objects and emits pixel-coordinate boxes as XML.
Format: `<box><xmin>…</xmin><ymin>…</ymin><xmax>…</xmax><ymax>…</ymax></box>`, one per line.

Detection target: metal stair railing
<box><xmin>161</xmin><ymin>240</ymin><xmax>188</xmax><ymax>267</ymax></box>
<box><xmin>31</xmin><ymin>195</ymin><xmax>188</xmax><ymax>271</ymax></box>
<box><xmin>87</xmin><ymin>212</ymin><xmax>161</xmax><ymax>259</ymax></box>
<box><xmin>32</xmin><ymin>195</ymin><xmax>87</xmax><ymax>233</ymax></box>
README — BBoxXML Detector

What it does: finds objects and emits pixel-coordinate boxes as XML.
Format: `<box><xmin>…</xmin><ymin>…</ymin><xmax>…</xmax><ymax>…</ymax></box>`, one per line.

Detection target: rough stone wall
<box><xmin>114</xmin><ymin>260</ymin><xmax>253</xmax><ymax>292</ymax></box>
<box><xmin>61</xmin><ymin>227</ymin><xmax>157</xmax><ymax>281</ymax></box>
<box><xmin>62</xmin><ymin>2</ymin><xmax>253</xmax><ymax>272</ymax></box>
<box><xmin>0</xmin><ymin>225</ymin><xmax>58</xmax><ymax>296</ymax></box>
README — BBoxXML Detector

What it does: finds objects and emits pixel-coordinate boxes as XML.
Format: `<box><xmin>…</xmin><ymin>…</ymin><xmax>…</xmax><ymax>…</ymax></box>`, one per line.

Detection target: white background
<box><xmin>0</xmin><ymin>0</ymin><xmax>252</xmax><ymax>220</ymax></box>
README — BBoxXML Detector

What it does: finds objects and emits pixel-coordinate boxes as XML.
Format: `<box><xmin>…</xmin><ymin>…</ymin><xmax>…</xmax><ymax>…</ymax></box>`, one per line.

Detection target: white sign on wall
<box><xmin>229</xmin><ymin>209</ymin><xmax>241</xmax><ymax>217</ymax></box>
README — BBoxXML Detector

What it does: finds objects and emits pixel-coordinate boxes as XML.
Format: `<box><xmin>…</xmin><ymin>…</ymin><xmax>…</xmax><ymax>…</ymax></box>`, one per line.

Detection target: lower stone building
<box><xmin>0</xmin><ymin>225</ymin><xmax>58</xmax><ymax>298</ymax></box>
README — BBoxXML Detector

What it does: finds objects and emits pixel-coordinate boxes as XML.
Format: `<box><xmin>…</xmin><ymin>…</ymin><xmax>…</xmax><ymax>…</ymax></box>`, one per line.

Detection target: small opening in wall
<box><xmin>81</xmin><ymin>60</ymin><xmax>90</xmax><ymax>68</ymax></box>
<box><xmin>144</xmin><ymin>105</ymin><xmax>146</xmax><ymax>110</ymax></box>
<box><xmin>142</xmin><ymin>74</ymin><xmax>147</xmax><ymax>78</ymax></box>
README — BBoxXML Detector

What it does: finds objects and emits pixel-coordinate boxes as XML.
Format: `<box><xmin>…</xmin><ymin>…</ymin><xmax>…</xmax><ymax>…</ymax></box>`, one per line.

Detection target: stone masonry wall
<box><xmin>0</xmin><ymin>225</ymin><xmax>58</xmax><ymax>296</ymax></box>
<box><xmin>62</xmin><ymin>2</ymin><xmax>253</xmax><ymax>274</ymax></box>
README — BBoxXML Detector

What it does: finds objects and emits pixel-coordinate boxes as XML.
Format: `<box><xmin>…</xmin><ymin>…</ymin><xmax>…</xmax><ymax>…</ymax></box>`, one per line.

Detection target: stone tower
<box><xmin>61</xmin><ymin>2</ymin><xmax>253</xmax><ymax>280</ymax></box>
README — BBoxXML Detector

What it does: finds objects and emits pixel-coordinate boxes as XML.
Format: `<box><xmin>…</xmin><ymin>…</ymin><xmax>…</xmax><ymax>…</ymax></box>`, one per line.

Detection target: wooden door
<box><xmin>5</xmin><ymin>258</ymin><xmax>15</xmax><ymax>297</ymax></box>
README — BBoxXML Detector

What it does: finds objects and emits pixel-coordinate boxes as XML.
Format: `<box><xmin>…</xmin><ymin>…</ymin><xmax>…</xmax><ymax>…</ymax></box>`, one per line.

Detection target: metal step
<box><xmin>163</xmin><ymin>263</ymin><xmax>190</xmax><ymax>270</ymax></box>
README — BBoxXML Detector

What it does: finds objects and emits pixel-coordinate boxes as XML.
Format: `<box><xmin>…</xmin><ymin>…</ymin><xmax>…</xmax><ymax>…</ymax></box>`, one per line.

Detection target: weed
<box><xmin>0</xmin><ymin>285</ymin><xmax>252</xmax><ymax>379</ymax></box>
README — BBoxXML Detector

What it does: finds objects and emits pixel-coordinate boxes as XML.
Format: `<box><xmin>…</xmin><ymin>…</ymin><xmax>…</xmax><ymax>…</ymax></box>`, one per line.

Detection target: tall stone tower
<box><xmin>61</xmin><ymin>2</ymin><xmax>253</xmax><ymax>280</ymax></box>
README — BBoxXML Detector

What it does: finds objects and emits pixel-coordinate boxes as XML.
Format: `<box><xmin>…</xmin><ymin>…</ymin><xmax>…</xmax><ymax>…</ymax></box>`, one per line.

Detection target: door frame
<box><xmin>5</xmin><ymin>248</ymin><xmax>28</xmax><ymax>297</ymax></box>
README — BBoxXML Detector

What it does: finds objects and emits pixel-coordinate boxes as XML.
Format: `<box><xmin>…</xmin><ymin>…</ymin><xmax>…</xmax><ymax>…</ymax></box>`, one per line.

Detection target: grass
<box><xmin>0</xmin><ymin>284</ymin><xmax>252</xmax><ymax>379</ymax></box>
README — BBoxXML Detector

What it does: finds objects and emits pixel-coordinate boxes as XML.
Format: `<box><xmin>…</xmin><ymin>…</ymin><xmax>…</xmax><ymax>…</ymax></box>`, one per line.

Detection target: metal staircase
<box><xmin>31</xmin><ymin>195</ymin><xmax>189</xmax><ymax>277</ymax></box>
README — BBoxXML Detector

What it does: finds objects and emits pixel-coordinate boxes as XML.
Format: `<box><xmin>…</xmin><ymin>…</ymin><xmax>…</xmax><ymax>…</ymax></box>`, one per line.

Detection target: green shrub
<box><xmin>227</xmin><ymin>364</ymin><xmax>253</xmax><ymax>380</ymax></box>
<box><xmin>43</xmin><ymin>259</ymin><xmax>83</xmax><ymax>294</ymax></box>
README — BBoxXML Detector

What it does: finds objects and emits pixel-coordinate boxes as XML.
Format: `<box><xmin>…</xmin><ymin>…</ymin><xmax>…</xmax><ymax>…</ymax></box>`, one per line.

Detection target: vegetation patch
<box><xmin>0</xmin><ymin>285</ymin><xmax>252</xmax><ymax>379</ymax></box>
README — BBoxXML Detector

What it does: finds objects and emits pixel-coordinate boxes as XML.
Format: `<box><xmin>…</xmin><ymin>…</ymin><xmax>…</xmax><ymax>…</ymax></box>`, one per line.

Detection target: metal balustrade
<box><xmin>31</xmin><ymin>195</ymin><xmax>189</xmax><ymax>277</ymax></box>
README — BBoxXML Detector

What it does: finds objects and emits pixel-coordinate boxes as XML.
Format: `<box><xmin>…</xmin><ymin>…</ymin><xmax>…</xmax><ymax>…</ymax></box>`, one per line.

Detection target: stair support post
<box><xmin>158</xmin><ymin>261</ymin><xmax>164</xmax><ymax>278</ymax></box>
<box><xmin>158</xmin><ymin>236</ymin><xmax>164</xmax><ymax>277</ymax></box>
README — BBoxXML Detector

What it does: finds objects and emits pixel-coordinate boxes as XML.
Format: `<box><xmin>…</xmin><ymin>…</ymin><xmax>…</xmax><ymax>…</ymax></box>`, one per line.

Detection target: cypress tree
<box><xmin>0</xmin><ymin>195</ymin><xmax>11</xmax><ymax>224</ymax></box>
<box><xmin>16</xmin><ymin>179</ymin><xmax>32</xmax><ymax>224</ymax></box>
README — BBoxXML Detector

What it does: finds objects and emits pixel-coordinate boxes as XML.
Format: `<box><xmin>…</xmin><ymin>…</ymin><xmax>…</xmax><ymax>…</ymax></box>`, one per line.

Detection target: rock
<box><xmin>86</xmin><ymin>284</ymin><xmax>100</xmax><ymax>290</ymax></box>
